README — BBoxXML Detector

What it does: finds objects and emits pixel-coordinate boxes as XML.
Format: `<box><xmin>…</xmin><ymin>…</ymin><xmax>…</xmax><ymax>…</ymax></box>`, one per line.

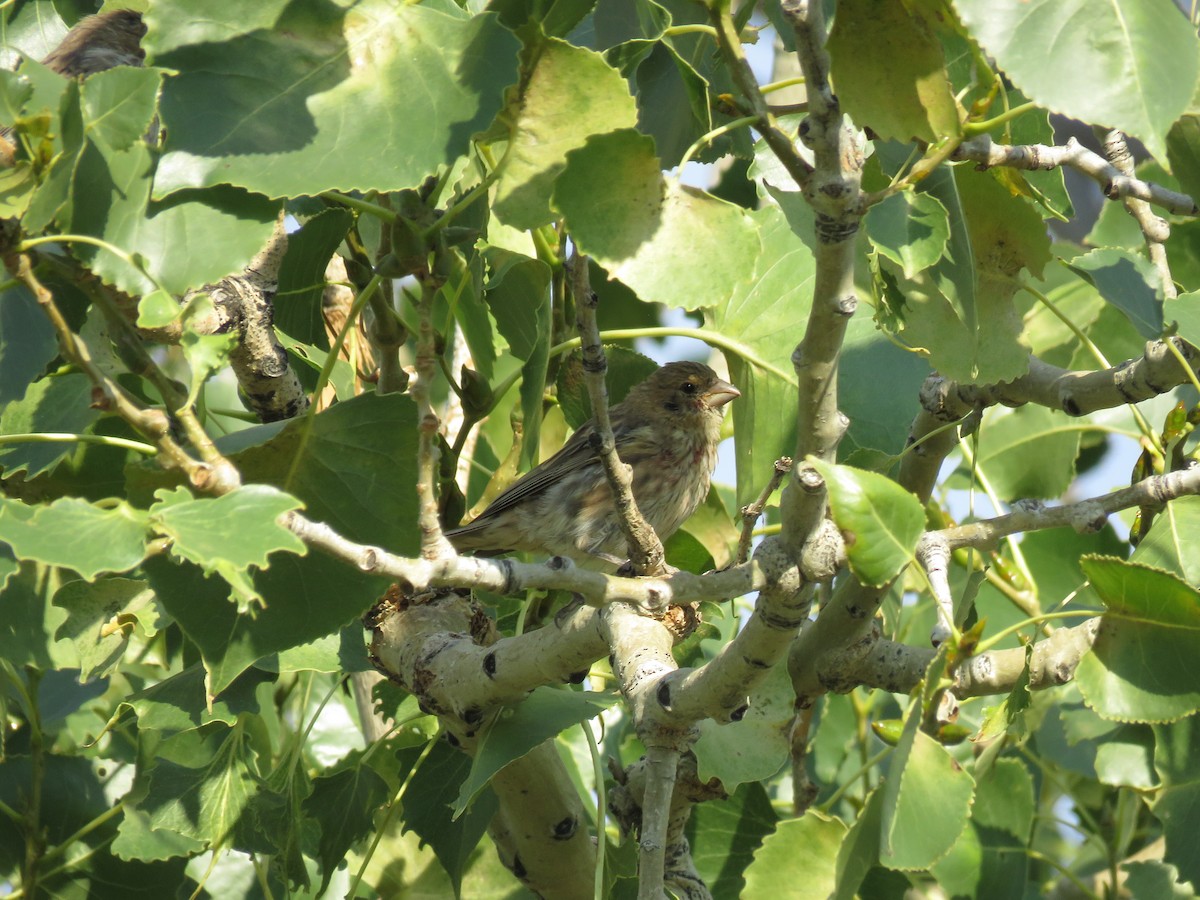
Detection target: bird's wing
<box><xmin>452</xmin><ymin>421</ymin><xmax>659</xmax><ymax>530</ymax></box>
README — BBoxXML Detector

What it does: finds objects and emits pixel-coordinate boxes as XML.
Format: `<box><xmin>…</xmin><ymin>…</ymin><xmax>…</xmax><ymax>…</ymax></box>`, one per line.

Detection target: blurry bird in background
<box><xmin>41</xmin><ymin>9</ymin><xmax>146</xmax><ymax>77</ymax></box>
<box><xmin>1</xmin><ymin>9</ymin><xmax>146</xmax><ymax>166</ymax></box>
<box><xmin>446</xmin><ymin>361</ymin><xmax>739</xmax><ymax>568</ymax></box>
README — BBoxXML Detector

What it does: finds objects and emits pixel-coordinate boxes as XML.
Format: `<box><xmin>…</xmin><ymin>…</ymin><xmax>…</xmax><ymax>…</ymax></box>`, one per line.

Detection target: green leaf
<box><xmin>1122</xmin><ymin>861</ymin><xmax>1198</xmax><ymax>900</ymax></box>
<box><xmin>694</xmin><ymin>659</ymin><xmax>792</xmax><ymax>790</ymax></box>
<box><xmin>828</xmin><ymin>0</ymin><xmax>960</xmax><ymax>142</ymax></box>
<box><xmin>112</xmin><ymin>806</ymin><xmax>208</xmax><ymax>863</ymax></box>
<box><xmin>141</xmin><ymin>723</ymin><xmax>260</xmax><ymax>848</ymax></box>
<box><xmin>810</xmin><ymin>460</ymin><xmax>925</xmax><ymax>587</ymax></box>
<box><xmin>304</xmin><ymin>751</ymin><xmax>390</xmax><ymax>893</ymax></box>
<box><xmin>121</xmin><ymin>665</ymin><xmax>270</xmax><ymax>736</ymax></box>
<box><xmin>179</xmin><ymin>295</ymin><xmax>238</xmax><ymax>407</ymax></box>
<box><xmin>833</xmin><ymin>785</ymin><xmax>885</xmax><ymax>900</ymax></box>
<box><xmin>865</xmin><ymin>191</ymin><xmax>951</xmax><ymax>279</ymax></box>
<box><xmin>150</xmin><ymin>484</ymin><xmax>306</xmax><ymax>608</ymax></box>
<box><xmin>154</xmin><ymin>2</ymin><xmax>520</xmax><ymax>198</ymax></box>
<box><xmin>275</xmin><ymin>207</ymin><xmax>354</xmax><ymax>349</ymax></box>
<box><xmin>1167</xmin><ymin>115</ymin><xmax>1200</xmax><ymax>211</ymax></box>
<box><xmin>483</xmin><ymin>249</ymin><xmax>551</xmax><ymax>468</ymax></box>
<box><xmin>0</xmin><ymin>283</ymin><xmax>58</xmax><ymax>405</ymax></box>
<box><xmin>79</xmin><ymin>66</ymin><xmax>160</xmax><ymax>151</ymax></box>
<box><xmin>494</xmin><ymin>37</ymin><xmax>637</xmax><ymax>230</ymax></box>
<box><xmin>0</xmin><ymin>497</ymin><xmax>148</xmax><ymax>581</ymax></box>
<box><xmin>685</xmin><ymin>782</ymin><xmax>779</xmax><ymax>899</ymax></box>
<box><xmin>882</xmin><ymin>728</ymin><xmax>975</xmax><ymax>869</ymax></box>
<box><xmin>554</xmin><ymin>346</ymin><xmax>659</xmax><ymax>429</ymax></box>
<box><xmin>0</xmin><ymin>373</ymin><xmax>102</xmax><ymax>478</ymax></box>
<box><xmin>52</xmin><ymin>577</ymin><xmax>163</xmax><ymax>682</ymax></box>
<box><xmin>837</xmin><ymin>311</ymin><xmax>931</xmax><ymax>460</ymax></box>
<box><xmin>888</xmin><ymin>165</ymin><xmax>1045</xmax><ymax>384</ymax></box>
<box><xmin>555</xmin><ymin>129</ymin><xmax>759</xmax><ymax>311</ymax></box>
<box><xmin>399</xmin><ymin>736</ymin><xmax>498</xmax><ymax>897</ymax></box>
<box><xmin>707</xmin><ymin>203</ymin><xmax>812</xmax><ymax>505</ymax></box>
<box><xmin>1133</xmin><ymin>496</ymin><xmax>1200</xmax><ymax>586</ymax></box>
<box><xmin>144</xmin><ymin>0</ymin><xmax>291</xmax><ymax>55</ymax></box>
<box><xmin>1167</xmin><ymin>289</ymin><xmax>1200</xmax><ymax>353</ymax></box>
<box><xmin>931</xmin><ymin>758</ymin><xmax>1033</xmax><ymax>899</ymax></box>
<box><xmin>1064</xmin><ymin>248</ymin><xmax>1164</xmax><ymax>339</ymax></box>
<box><xmin>454</xmin><ymin>688</ymin><xmax>617</xmax><ymax>815</ymax></box>
<box><xmin>1151</xmin><ymin>715</ymin><xmax>1200</xmax><ymax>889</ymax></box>
<box><xmin>966</xmin><ymin>405</ymin><xmax>1081</xmax><ymax>501</ymax></box>
<box><xmin>956</xmin><ymin>0</ymin><xmax>1200</xmax><ymax>162</ymax></box>
<box><xmin>1076</xmin><ymin>556</ymin><xmax>1200</xmax><ymax>723</ymax></box>
<box><xmin>743</xmin><ymin>811</ymin><xmax>846</xmax><ymax>899</ymax></box>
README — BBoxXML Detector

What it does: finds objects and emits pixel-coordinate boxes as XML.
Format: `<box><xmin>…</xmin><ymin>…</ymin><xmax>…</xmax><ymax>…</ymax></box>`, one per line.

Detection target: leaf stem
<box><xmin>678</xmin><ymin>115</ymin><xmax>758</xmax><ymax>171</ymax></box>
<box><xmin>0</xmin><ymin>432</ymin><xmax>157</xmax><ymax>455</ymax></box>
<box><xmin>973</xmin><ymin>609</ymin><xmax>1100</xmax><ymax>656</ymax></box>
<box><xmin>963</xmin><ymin>101</ymin><xmax>1038</xmax><ymax>136</ymax></box>
<box><xmin>320</xmin><ymin>191</ymin><xmax>397</xmax><ymax>222</ymax></box>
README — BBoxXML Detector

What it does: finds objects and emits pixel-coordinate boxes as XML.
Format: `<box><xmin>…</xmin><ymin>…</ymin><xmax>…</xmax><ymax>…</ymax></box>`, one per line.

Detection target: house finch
<box><xmin>447</xmin><ymin>361</ymin><xmax>739</xmax><ymax>566</ymax></box>
<box><xmin>1</xmin><ymin>10</ymin><xmax>146</xmax><ymax>165</ymax></box>
<box><xmin>41</xmin><ymin>10</ymin><xmax>146</xmax><ymax>77</ymax></box>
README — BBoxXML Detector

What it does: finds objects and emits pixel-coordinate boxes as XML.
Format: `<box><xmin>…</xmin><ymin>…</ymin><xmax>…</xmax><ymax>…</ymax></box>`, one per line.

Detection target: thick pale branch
<box><xmin>363</xmin><ymin>590</ymin><xmax>595</xmax><ymax>897</ymax></box>
<box><xmin>952</xmin><ymin>134</ymin><xmax>1199</xmax><ymax>216</ymax></box>
<box><xmin>665</xmin><ymin>538</ymin><xmax>811</xmax><ymax>723</ymax></box>
<box><xmin>837</xmin><ymin>617</ymin><xmax>1103</xmax><ymax>698</ymax></box>
<box><xmin>368</xmin><ymin>590</ymin><xmax>605</xmax><ymax>715</ymax></box>
<box><xmin>600</xmin><ymin>601</ymin><xmax>686</xmax><ymax>900</ymax></box>
<box><xmin>567</xmin><ymin>251</ymin><xmax>665</xmax><ymax>575</ymax></box>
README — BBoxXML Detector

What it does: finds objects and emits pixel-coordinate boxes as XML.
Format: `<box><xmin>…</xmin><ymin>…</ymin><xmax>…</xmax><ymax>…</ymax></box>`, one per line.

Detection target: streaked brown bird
<box><xmin>447</xmin><ymin>361</ymin><xmax>739</xmax><ymax>567</ymax></box>
<box><xmin>1</xmin><ymin>10</ymin><xmax>146</xmax><ymax>166</ymax></box>
<box><xmin>41</xmin><ymin>9</ymin><xmax>146</xmax><ymax>77</ymax></box>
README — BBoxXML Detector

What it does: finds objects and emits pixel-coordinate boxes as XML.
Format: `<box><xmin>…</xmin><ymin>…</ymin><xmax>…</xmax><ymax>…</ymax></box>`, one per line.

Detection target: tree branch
<box><xmin>1100</xmin><ymin>128</ymin><xmax>1177</xmax><ymax>299</ymax></box>
<box><xmin>950</xmin><ymin>134</ymin><xmax>1199</xmax><ymax>216</ymax></box>
<box><xmin>567</xmin><ymin>250</ymin><xmax>666</xmax><ymax>575</ymax></box>
<box><xmin>922</xmin><ymin>343</ymin><xmax>1200</xmax><ymax>421</ymax></box>
<box><xmin>285</xmin><ymin>511</ymin><xmax>763</xmax><ymax>608</ymax></box>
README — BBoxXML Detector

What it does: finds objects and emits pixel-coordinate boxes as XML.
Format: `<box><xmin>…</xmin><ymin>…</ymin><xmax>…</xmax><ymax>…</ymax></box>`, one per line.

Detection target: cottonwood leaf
<box><xmin>810</xmin><ymin>460</ymin><xmax>924</xmax><ymax>587</ymax></box>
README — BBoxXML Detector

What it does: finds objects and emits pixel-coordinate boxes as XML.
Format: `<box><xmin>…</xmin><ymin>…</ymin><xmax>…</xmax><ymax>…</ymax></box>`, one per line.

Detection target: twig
<box><xmin>736</xmin><ymin>457</ymin><xmax>793</xmax><ymax>565</ymax></box>
<box><xmin>918</xmin><ymin>534</ymin><xmax>956</xmax><ymax>646</ymax></box>
<box><xmin>286</xmin><ymin>510</ymin><xmax>762</xmax><ymax>609</ymax></box>
<box><xmin>921</xmin><ymin>345</ymin><xmax>1200</xmax><ymax>422</ymax></box>
<box><xmin>566</xmin><ymin>250</ymin><xmax>666</xmax><ymax>576</ymax></box>
<box><xmin>412</xmin><ymin>276</ymin><xmax>455</xmax><ymax>559</ymax></box>
<box><xmin>932</xmin><ymin>465</ymin><xmax>1200</xmax><ymax>552</ymax></box>
<box><xmin>950</xmin><ymin>134</ymin><xmax>1198</xmax><ymax>217</ymax></box>
<box><xmin>4</xmin><ymin>253</ymin><xmax>237</xmax><ymax>491</ymax></box>
<box><xmin>709</xmin><ymin>5</ymin><xmax>813</xmax><ymax>190</ymax></box>
<box><xmin>1100</xmin><ymin>128</ymin><xmax>1177</xmax><ymax>299</ymax></box>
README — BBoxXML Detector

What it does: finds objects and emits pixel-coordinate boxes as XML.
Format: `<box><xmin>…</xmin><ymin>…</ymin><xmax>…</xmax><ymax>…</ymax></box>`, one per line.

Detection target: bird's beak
<box><xmin>703</xmin><ymin>379</ymin><xmax>740</xmax><ymax>409</ymax></box>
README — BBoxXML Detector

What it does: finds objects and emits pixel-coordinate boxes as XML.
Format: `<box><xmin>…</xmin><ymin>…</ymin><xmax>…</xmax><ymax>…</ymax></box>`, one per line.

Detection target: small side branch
<box><xmin>951</xmin><ymin>135</ymin><xmax>1198</xmax><ymax>217</ymax></box>
<box><xmin>922</xmin><ymin>345</ymin><xmax>1200</xmax><ymax>422</ymax></box>
<box><xmin>413</xmin><ymin>276</ymin><xmax>456</xmax><ymax>559</ymax></box>
<box><xmin>736</xmin><ymin>457</ymin><xmax>793</xmax><ymax>565</ymax></box>
<box><xmin>933</xmin><ymin>465</ymin><xmax>1200</xmax><ymax>552</ymax></box>
<box><xmin>1100</xmin><ymin>129</ymin><xmax>1177</xmax><ymax>299</ymax></box>
<box><xmin>567</xmin><ymin>251</ymin><xmax>666</xmax><ymax>576</ymax></box>
<box><xmin>286</xmin><ymin>511</ymin><xmax>762</xmax><ymax>608</ymax></box>
<box><xmin>835</xmin><ymin>617</ymin><xmax>1104</xmax><ymax>698</ymax></box>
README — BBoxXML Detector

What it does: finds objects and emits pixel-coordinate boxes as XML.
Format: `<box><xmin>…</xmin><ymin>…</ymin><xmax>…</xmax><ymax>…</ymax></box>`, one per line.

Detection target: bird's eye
<box><xmin>681</xmin><ymin>382</ymin><xmax>697</xmax><ymax>394</ymax></box>
<box><xmin>664</xmin><ymin>401</ymin><xmax>681</xmax><ymax>412</ymax></box>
